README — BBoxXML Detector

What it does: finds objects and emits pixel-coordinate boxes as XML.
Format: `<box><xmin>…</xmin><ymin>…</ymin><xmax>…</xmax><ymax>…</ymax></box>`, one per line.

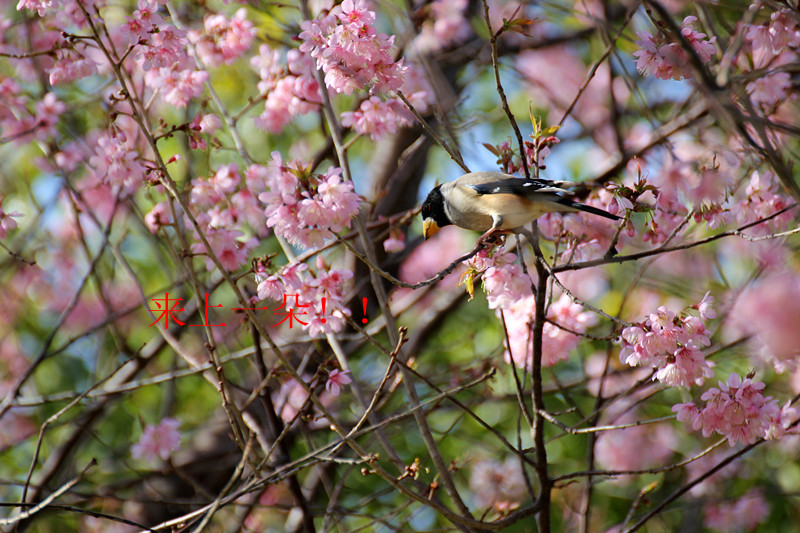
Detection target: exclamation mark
<box><xmin>361</xmin><ymin>297</ymin><xmax>368</xmax><ymax>323</ymax></box>
<box><xmin>320</xmin><ymin>297</ymin><xmax>327</xmax><ymax>323</ymax></box>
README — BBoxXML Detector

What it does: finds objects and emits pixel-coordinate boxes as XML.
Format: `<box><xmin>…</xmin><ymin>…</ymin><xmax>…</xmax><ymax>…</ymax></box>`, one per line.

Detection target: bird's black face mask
<box><xmin>421</xmin><ymin>185</ymin><xmax>450</xmax><ymax>239</ymax></box>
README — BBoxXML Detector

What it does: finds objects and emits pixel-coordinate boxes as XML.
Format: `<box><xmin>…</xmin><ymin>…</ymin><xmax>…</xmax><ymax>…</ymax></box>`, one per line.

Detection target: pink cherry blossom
<box><xmin>89</xmin><ymin>131</ymin><xmax>148</xmax><ymax>193</ymax></box>
<box><xmin>190</xmin><ymin>227</ymin><xmax>257</xmax><ymax>272</ymax></box>
<box><xmin>272</xmin><ymin>376</ymin><xmax>336</xmax><ymax>428</ymax></box>
<box><xmin>595</xmin><ymin>412</ymin><xmax>677</xmax><ymax>473</ymax></box>
<box><xmin>695</xmin><ymin>292</ymin><xmax>717</xmax><ymax>321</ymax></box>
<box><xmin>258</xmin><ymin>155</ymin><xmax>360</xmax><ymax>248</ymax></box>
<box><xmin>735</xmin><ymin>171</ymin><xmax>793</xmax><ymax>235</ymax></box>
<box><xmin>255</xmin><ymin>258</ymin><xmax>353</xmax><ymax>338</ymax></box>
<box><xmin>325</xmin><ymin>369</ymin><xmax>352</xmax><ymax>396</ymax></box>
<box><xmin>253</xmin><ymin>73</ymin><xmax>321</xmax><ymax>133</ymax></box>
<box><xmin>733</xmin><ymin>272</ymin><xmax>800</xmax><ymax>373</ymax></box>
<box><xmin>475</xmin><ymin>248</ymin><xmax>532</xmax><ymax>310</ymax></box>
<box><xmin>16</xmin><ymin>0</ymin><xmax>58</xmax><ymax>17</ymax></box>
<box><xmin>383</xmin><ymin>228</ymin><xmax>405</xmax><ymax>253</ymax></box>
<box><xmin>619</xmin><ymin>297</ymin><xmax>715</xmax><ymax>388</ymax></box>
<box><xmin>131</xmin><ymin>417</ymin><xmax>181</xmax><ymax>463</ymax></box>
<box><xmin>338</xmin><ymin>0</ymin><xmax>375</xmax><ymax>27</ymax></box>
<box><xmin>746</xmin><ymin>8</ymin><xmax>800</xmax><ymax>59</ymax></box>
<box><xmin>32</xmin><ymin>92</ymin><xmax>65</xmax><ymax>140</ymax></box>
<box><xmin>298</xmin><ymin>3</ymin><xmax>406</xmax><ymax>94</ymax></box>
<box><xmin>144</xmin><ymin>201</ymin><xmax>172</xmax><ymax>233</ymax></box>
<box><xmin>470</xmin><ymin>248</ymin><xmax>599</xmax><ymax>369</ymax></box>
<box><xmin>634</xmin><ymin>16</ymin><xmax>716</xmax><ymax>81</ymax></box>
<box><xmin>122</xmin><ymin>0</ymin><xmax>162</xmax><ymax>43</ymax></box>
<box><xmin>48</xmin><ymin>49</ymin><xmax>98</xmax><ymax>85</ymax></box>
<box><xmin>150</xmin><ymin>67</ymin><xmax>208</xmax><ymax>108</ymax></box>
<box><xmin>0</xmin><ymin>196</ymin><xmax>22</xmax><ymax>239</ymax></box>
<box><xmin>194</xmin><ymin>9</ymin><xmax>255</xmax><ymax>67</ymax></box>
<box><xmin>673</xmin><ymin>373</ymin><xmax>783</xmax><ymax>446</ymax></box>
<box><xmin>746</xmin><ymin>71</ymin><xmax>791</xmax><ymax>109</ymax></box>
<box><xmin>198</xmin><ymin>113</ymin><xmax>222</xmax><ymax>134</ymax></box>
<box><xmin>469</xmin><ymin>457</ymin><xmax>527</xmax><ymax>510</ymax></box>
<box><xmin>704</xmin><ymin>489</ymin><xmax>770</xmax><ymax>531</ymax></box>
<box><xmin>138</xmin><ymin>25</ymin><xmax>187</xmax><ymax>70</ymax></box>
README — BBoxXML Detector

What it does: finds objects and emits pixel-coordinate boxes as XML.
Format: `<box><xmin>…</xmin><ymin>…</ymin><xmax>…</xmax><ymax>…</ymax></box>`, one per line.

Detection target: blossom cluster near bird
<box><xmin>1</xmin><ymin>0</ymin><xmax>800</xmax><ymax>531</ymax></box>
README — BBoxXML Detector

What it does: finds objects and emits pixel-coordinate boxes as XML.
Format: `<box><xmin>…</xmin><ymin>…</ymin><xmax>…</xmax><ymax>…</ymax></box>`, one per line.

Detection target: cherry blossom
<box><xmin>122</xmin><ymin>0</ymin><xmax>162</xmax><ymax>42</ymax></box>
<box><xmin>255</xmin><ymin>257</ymin><xmax>353</xmax><ymax>337</ymax></box>
<box><xmin>673</xmin><ymin>373</ymin><xmax>783</xmax><ymax>446</ymax></box>
<box><xmin>619</xmin><ymin>298</ymin><xmax>715</xmax><ymax>388</ymax></box>
<box><xmin>383</xmin><ymin>228</ymin><xmax>405</xmax><ymax>253</ymax></box>
<box><xmin>325</xmin><ymin>369</ymin><xmax>352</xmax><ymax>396</ymax></box>
<box><xmin>746</xmin><ymin>71</ymin><xmax>791</xmax><ymax>109</ymax></box>
<box><xmin>16</xmin><ymin>0</ymin><xmax>58</xmax><ymax>17</ymax></box>
<box><xmin>138</xmin><ymin>25</ymin><xmax>188</xmax><ymax>70</ymax></box>
<box><xmin>634</xmin><ymin>16</ymin><xmax>716</xmax><ymax>80</ymax></box>
<box><xmin>89</xmin><ymin>131</ymin><xmax>148</xmax><ymax>193</ymax></box>
<box><xmin>48</xmin><ymin>49</ymin><xmax>98</xmax><ymax>85</ymax></box>
<box><xmin>469</xmin><ymin>457</ymin><xmax>527</xmax><ymax>511</ymax></box>
<box><xmin>595</xmin><ymin>412</ymin><xmax>677</xmax><ymax>473</ymax></box>
<box><xmin>193</xmin><ymin>9</ymin><xmax>256</xmax><ymax>67</ymax></box>
<box><xmin>704</xmin><ymin>489</ymin><xmax>770</xmax><ymax>532</ymax></box>
<box><xmin>298</xmin><ymin>1</ymin><xmax>406</xmax><ymax>94</ymax></box>
<box><xmin>0</xmin><ymin>195</ymin><xmax>22</xmax><ymax>239</ymax></box>
<box><xmin>131</xmin><ymin>418</ymin><xmax>181</xmax><ymax>463</ymax></box>
<box><xmin>190</xmin><ymin>227</ymin><xmax>257</xmax><ymax>272</ymax></box>
<box><xmin>143</xmin><ymin>201</ymin><xmax>171</xmax><ymax>233</ymax></box>
<box><xmin>257</xmin><ymin>152</ymin><xmax>361</xmax><ymax>248</ymax></box>
<box><xmin>734</xmin><ymin>272</ymin><xmax>800</xmax><ymax>373</ymax></box>
<box><xmin>466</xmin><ymin>247</ymin><xmax>598</xmax><ymax>369</ymax></box>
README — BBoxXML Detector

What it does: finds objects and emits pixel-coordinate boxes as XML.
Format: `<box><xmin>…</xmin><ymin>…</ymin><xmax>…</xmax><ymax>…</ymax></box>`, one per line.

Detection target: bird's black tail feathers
<box><xmin>562</xmin><ymin>199</ymin><xmax>621</xmax><ymax>221</ymax></box>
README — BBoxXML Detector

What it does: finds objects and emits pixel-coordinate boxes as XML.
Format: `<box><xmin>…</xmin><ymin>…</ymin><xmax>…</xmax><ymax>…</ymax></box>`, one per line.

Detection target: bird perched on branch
<box><xmin>421</xmin><ymin>171</ymin><xmax>620</xmax><ymax>241</ymax></box>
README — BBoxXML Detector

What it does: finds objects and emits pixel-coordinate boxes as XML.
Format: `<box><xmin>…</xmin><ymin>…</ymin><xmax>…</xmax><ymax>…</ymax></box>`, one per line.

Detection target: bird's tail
<box><xmin>563</xmin><ymin>200</ymin><xmax>621</xmax><ymax>221</ymax></box>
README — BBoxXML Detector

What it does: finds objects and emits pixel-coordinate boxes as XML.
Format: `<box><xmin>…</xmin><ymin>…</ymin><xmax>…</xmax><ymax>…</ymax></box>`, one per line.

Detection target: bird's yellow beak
<box><xmin>422</xmin><ymin>219</ymin><xmax>440</xmax><ymax>240</ymax></box>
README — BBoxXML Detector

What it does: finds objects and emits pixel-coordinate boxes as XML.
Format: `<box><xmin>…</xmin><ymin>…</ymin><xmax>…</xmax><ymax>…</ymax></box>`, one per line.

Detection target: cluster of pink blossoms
<box><xmin>298</xmin><ymin>0</ymin><xmax>406</xmax><ymax>95</ymax></box>
<box><xmin>735</xmin><ymin>272</ymin><xmax>800</xmax><ymax>374</ymax></box>
<box><xmin>745</xmin><ymin>8</ymin><xmax>800</xmax><ymax>58</ymax></box>
<box><xmin>0</xmin><ymin>79</ymin><xmax>67</xmax><ymax>144</ymax></box>
<box><xmin>184</xmin><ymin>163</ymin><xmax>265</xmax><ymax>272</ymax></box>
<box><xmin>255</xmin><ymin>257</ymin><xmax>353</xmax><ymax>338</ymax></box>
<box><xmin>735</xmin><ymin>170</ymin><xmax>793</xmax><ymax>235</ymax></box>
<box><xmin>634</xmin><ymin>16</ymin><xmax>716</xmax><ymax>80</ymax></box>
<box><xmin>16</xmin><ymin>0</ymin><xmax>61</xmax><ymax>17</ymax></box>
<box><xmin>89</xmin><ymin>130</ymin><xmax>149</xmax><ymax>194</ymax></box>
<box><xmin>257</xmin><ymin>152</ymin><xmax>361</xmax><ymax>248</ymax></box>
<box><xmin>0</xmin><ymin>195</ymin><xmax>22</xmax><ymax>240</ymax></box>
<box><xmin>131</xmin><ymin>417</ymin><xmax>181</xmax><ymax>464</ymax></box>
<box><xmin>341</xmin><ymin>65</ymin><xmax>433</xmax><ymax>141</ymax></box>
<box><xmin>250</xmin><ymin>45</ymin><xmax>322</xmax><ymax>133</ymax></box>
<box><xmin>741</xmin><ymin>8</ymin><xmax>800</xmax><ymax>112</ymax></box>
<box><xmin>120</xmin><ymin>0</ymin><xmax>211</xmax><ymax>109</ymax></box>
<box><xmin>619</xmin><ymin>294</ymin><xmax>716</xmax><ymax>388</ymax></box>
<box><xmin>703</xmin><ymin>489</ymin><xmax>770</xmax><ymax>532</ymax></box>
<box><xmin>746</xmin><ymin>71</ymin><xmax>791</xmax><ymax>109</ymax></box>
<box><xmin>412</xmin><ymin>0</ymin><xmax>471</xmax><ymax>52</ymax></box>
<box><xmin>469</xmin><ymin>247</ymin><xmax>597</xmax><ymax>369</ymax></box>
<box><xmin>48</xmin><ymin>49</ymin><xmax>98</xmax><ymax>86</ymax></box>
<box><xmin>468</xmin><ymin>456</ymin><xmax>527</xmax><ymax>511</ymax></box>
<box><xmin>191</xmin><ymin>8</ymin><xmax>256</xmax><ymax>67</ymax></box>
<box><xmin>673</xmin><ymin>373</ymin><xmax>795</xmax><ymax>446</ymax></box>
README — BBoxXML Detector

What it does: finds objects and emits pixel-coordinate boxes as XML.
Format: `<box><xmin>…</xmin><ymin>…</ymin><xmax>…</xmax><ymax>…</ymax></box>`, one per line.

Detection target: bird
<box><xmin>421</xmin><ymin>171</ymin><xmax>621</xmax><ymax>241</ymax></box>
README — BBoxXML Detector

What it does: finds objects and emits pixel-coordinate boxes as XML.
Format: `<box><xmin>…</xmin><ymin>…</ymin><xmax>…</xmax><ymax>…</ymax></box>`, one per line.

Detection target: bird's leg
<box><xmin>477</xmin><ymin>215</ymin><xmax>508</xmax><ymax>245</ymax></box>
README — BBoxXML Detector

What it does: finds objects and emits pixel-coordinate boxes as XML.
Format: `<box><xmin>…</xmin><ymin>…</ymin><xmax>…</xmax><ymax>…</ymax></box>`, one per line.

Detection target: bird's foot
<box><xmin>477</xmin><ymin>229</ymin><xmax>510</xmax><ymax>249</ymax></box>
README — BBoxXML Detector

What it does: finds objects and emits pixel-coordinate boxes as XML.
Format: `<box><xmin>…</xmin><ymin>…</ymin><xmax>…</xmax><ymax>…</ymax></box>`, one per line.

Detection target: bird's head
<box><xmin>421</xmin><ymin>185</ymin><xmax>450</xmax><ymax>239</ymax></box>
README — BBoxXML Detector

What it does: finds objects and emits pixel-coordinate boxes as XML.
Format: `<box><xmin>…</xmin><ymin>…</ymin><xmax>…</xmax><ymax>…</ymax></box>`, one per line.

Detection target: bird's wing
<box><xmin>467</xmin><ymin>177</ymin><xmax>573</xmax><ymax>199</ymax></box>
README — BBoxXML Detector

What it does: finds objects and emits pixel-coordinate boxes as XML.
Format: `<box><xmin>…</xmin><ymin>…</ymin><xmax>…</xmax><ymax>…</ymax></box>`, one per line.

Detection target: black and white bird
<box><xmin>420</xmin><ymin>171</ymin><xmax>620</xmax><ymax>241</ymax></box>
